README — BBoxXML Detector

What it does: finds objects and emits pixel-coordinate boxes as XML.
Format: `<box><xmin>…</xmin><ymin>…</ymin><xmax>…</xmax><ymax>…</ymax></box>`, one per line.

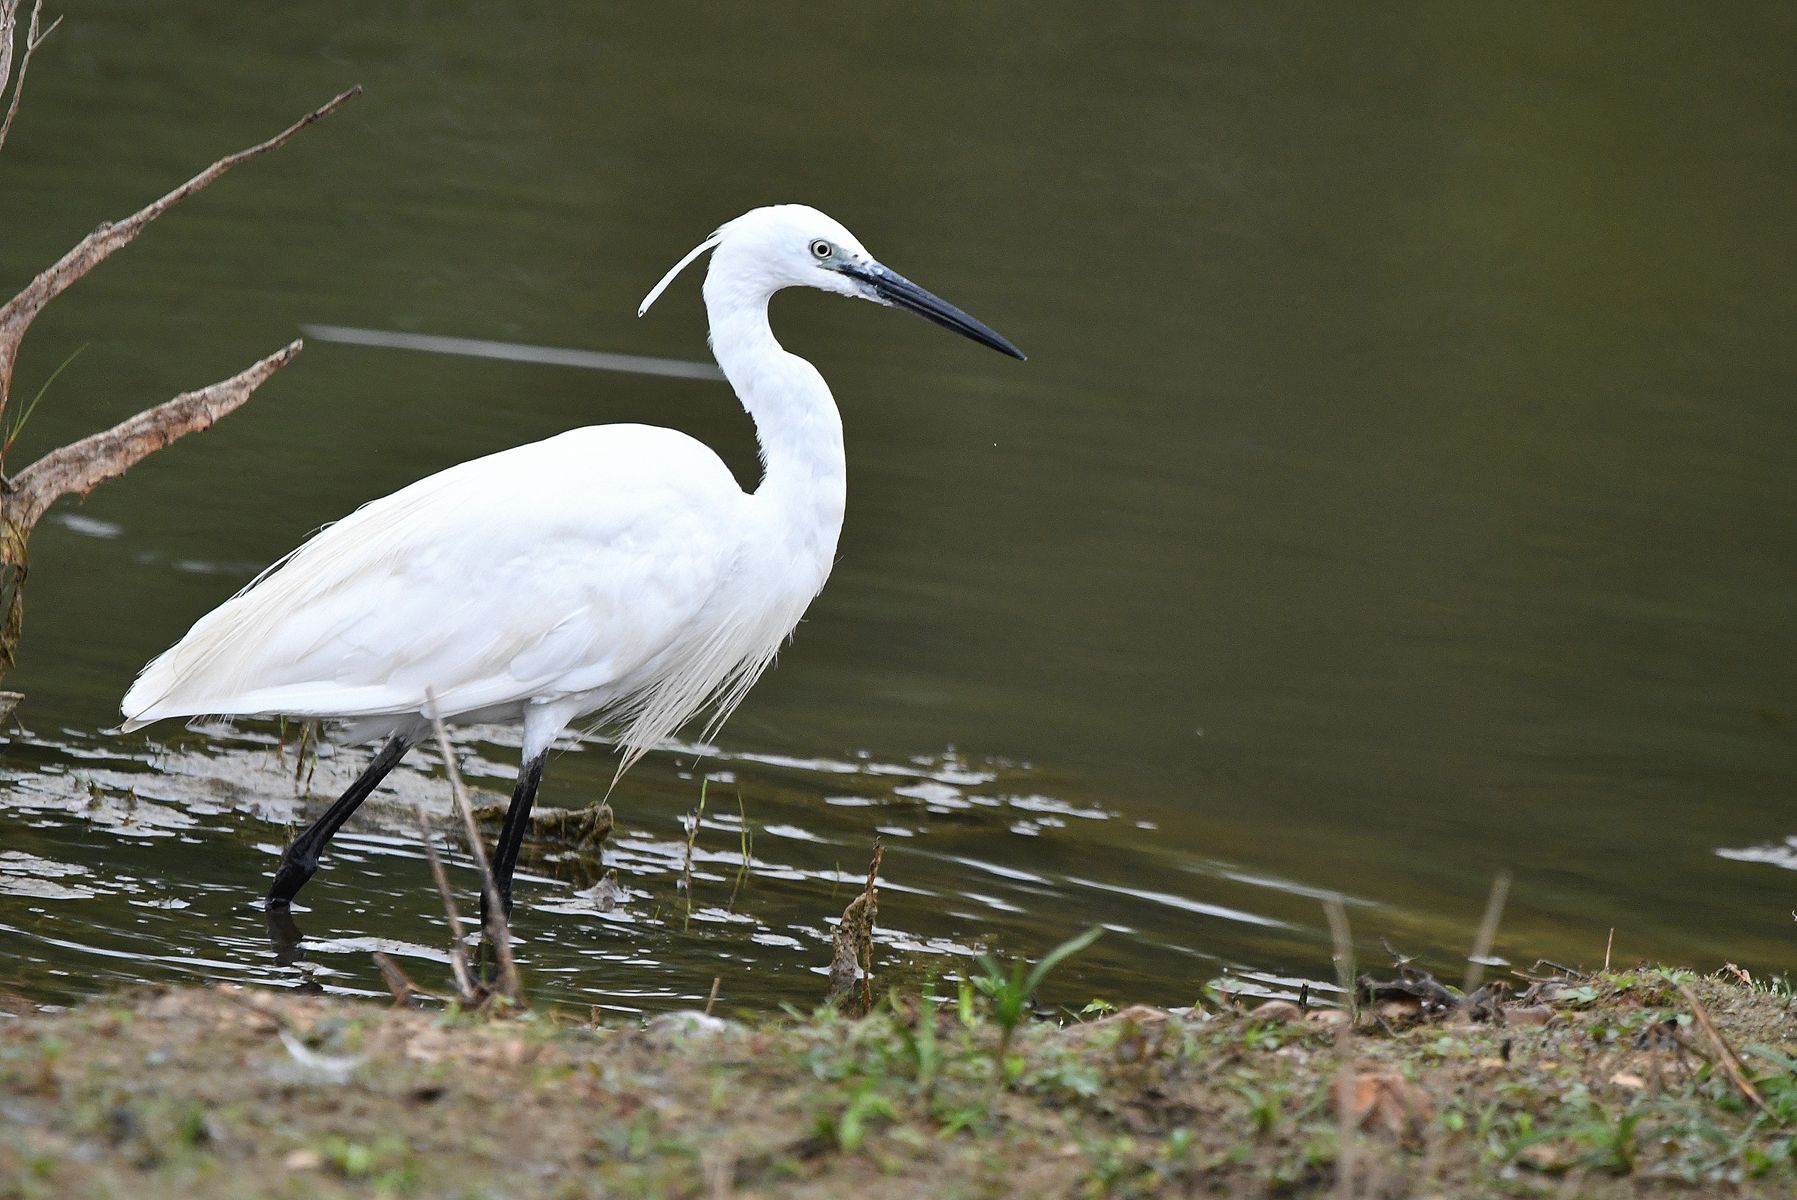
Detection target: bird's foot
<box><xmin>266</xmin><ymin>856</ymin><xmax>318</xmax><ymax>910</ymax></box>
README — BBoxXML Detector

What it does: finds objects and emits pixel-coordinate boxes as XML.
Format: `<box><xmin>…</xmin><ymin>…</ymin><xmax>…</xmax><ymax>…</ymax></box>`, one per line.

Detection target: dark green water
<box><xmin>2</xmin><ymin>4</ymin><xmax>1793</xmax><ymax>1012</ymax></box>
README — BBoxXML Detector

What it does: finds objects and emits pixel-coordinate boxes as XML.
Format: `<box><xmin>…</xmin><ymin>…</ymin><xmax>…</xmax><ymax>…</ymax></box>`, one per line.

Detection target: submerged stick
<box><xmin>1463</xmin><ymin>869</ymin><xmax>1511</xmax><ymax>993</ymax></box>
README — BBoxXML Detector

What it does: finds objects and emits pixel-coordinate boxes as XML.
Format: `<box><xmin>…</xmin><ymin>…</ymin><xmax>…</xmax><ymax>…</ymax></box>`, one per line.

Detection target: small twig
<box><xmin>1604</xmin><ymin>928</ymin><xmax>1614</xmax><ymax>973</ymax></box>
<box><xmin>1676</xmin><ymin>981</ymin><xmax>1770</xmax><ymax>1116</ymax></box>
<box><xmin>703</xmin><ymin>976</ymin><xmax>721</xmax><ymax>1018</ymax></box>
<box><xmin>1378</xmin><ymin>936</ymin><xmax>1414</xmax><ymax>967</ymax></box>
<box><xmin>0</xmin><ymin>85</ymin><xmax>361</xmax><ymax>420</ymax></box>
<box><xmin>1322</xmin><ymin>894</ymin><xmax>1356</xmax><ymax>1200</ymax></box>
<box><xmin>415</xmin><ymin>802</ymin><xmax>480</xmax><ymax>1004</ymax></box>
<box><xmin>1463</xmin><ymin>869</ymin><xmax>1512</xmax><ymax>993</ymax></box>
<box><xmin>1323</xmin><ymin>894</ymin><xmax>1355</xmax><ymax>1018</ymax></box>
<box><xmin>429</xmin><ymin>710</ymin><xmax>522</xmax><ymax>1007</ymax></box>
<box><xmin>702</xmin><ymin>1149</ymin><xmax>736</xmax><ymax>1200</ymax></box>
<box><xmin>372</xmin><ymin>951</ymin><xmax>442</xmax><ymax>1007</ymax></box>
<box><xmin>0</xmin><ymin>0</ymin><xmax>58</xmax><ymax>155</ymax></box>
<box><xmin>1513</xmin><ymin>959</ymin><xmax>1587</xmax><ymax>984</ymax></box>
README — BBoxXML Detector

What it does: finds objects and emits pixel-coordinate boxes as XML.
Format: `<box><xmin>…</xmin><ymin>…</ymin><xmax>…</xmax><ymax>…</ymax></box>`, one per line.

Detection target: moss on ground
<box><xmin>2</xmin><ymin>969</ymin><xmax>1795</xmax><ymax>1198</ymax></box>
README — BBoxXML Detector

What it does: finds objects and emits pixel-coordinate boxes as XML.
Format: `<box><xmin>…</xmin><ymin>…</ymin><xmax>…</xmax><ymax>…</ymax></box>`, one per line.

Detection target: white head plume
<box><xmin>637</xmin><ymin>231</ymin><xmax>722</xmax><ymax>317</ymax></box>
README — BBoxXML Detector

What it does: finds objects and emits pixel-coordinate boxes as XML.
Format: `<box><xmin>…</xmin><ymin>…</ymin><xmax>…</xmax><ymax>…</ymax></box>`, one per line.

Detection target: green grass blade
<box><xmin>1021</xmin><ymin>926</ymin><xmax>1104</xmax><ymax>999</ymax></box>
<box><xmin>4</xmin><ymin>343</ymin><xmax>89</xmax><ymax>456</ymax></box>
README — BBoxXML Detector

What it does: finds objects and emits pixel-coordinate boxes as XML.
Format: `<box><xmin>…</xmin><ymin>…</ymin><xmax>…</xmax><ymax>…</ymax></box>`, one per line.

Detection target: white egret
<box><xmin>119</xmin><ymin>204</ymin><xmax>1024</xmax><ymax>912</ymax></box>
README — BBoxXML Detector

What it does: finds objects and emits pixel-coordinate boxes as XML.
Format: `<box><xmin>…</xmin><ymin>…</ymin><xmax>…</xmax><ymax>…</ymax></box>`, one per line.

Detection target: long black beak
<box><xmin>839</xmin><ymin>261</ymin><xmax>1026</xmax><ymax>361</ymax></box>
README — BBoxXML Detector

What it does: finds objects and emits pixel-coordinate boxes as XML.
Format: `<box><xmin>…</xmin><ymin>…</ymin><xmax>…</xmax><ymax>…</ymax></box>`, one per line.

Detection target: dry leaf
<box><xmin>1516</xmin><ymin>1140</ymin><xmax>1575</xmax><ymax>1173</ymax></box>
<box><xmin>1374</xmin><ymin>996</ymin><xmax>1424</xmax><ymax>1025</ymax></box>
<box><xmin>1502</xmin><ymin>1005</ymin><xmax>1554</xmax><ymax>1027</ymax></box>
<box><xmin>1333</xmin><ymin>1070</ymin><xmax>1433</xmax><ymax>1141</ymax></box>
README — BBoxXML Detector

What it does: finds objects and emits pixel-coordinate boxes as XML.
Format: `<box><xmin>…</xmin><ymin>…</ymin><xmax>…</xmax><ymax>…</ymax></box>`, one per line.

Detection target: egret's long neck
<box><xmin>703</xmin><ymin>275</ymin><xmax>847</xmax><ymax>564</ymax></box>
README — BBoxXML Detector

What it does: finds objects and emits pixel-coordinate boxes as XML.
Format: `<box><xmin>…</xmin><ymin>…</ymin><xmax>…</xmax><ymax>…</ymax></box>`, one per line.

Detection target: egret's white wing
<box><xmin>121</xmin><ymin>425</ymin><xmax>747</xmax><ymax>735</ymax></box>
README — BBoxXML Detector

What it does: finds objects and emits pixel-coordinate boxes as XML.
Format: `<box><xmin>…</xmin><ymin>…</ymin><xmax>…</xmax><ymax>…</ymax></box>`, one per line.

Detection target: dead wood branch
<box><xmin>416</xmin><ymin>802</ymin><xmax>481</xmax><ymax>1005</ymax></box>
<box><xmin>0</xmin><ymin>72</ymin><xmax>358</xmax><ymax>682</ymax></box>
<box><xmin>9</xmin><ymin>338</ymin><xmax>300</xmax><ymax>527</ymax></box>
<box><xmin>0</xmin><ymin>0</ymin><xmax>59</xmax><ymax>154</ymax></box>
<box><xmin>429</xmin><ymin>711</ymin><xmax>523</xmax><ymax>1008</ymax></box>
<box><xmin>0</xmin><ymin>84</ymin><xmax>360</xmax><ymax>420</ymax></box>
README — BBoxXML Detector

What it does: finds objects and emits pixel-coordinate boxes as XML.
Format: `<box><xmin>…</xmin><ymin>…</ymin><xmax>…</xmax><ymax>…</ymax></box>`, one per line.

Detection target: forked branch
<box><xmin>0</xmin><ymin>66</ymin><xmax>360</xmax><ymax>682</ymax></box>
<box><xmin>0</xmin><ymin>84</ymin><xmax>362</xmax><ymax>419</ymax></box>
<box><xmin>0</xmin><ymin>0</ymin><xmax>61</xmax><ymax>154</ymax></box>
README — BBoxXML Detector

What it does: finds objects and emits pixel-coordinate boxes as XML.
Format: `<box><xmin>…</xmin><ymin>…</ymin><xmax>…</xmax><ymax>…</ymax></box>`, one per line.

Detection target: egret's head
<box><xmin>639</xmin><ymin>204</ymin><xmax>1025</xmax><ymax>360</ymax></box>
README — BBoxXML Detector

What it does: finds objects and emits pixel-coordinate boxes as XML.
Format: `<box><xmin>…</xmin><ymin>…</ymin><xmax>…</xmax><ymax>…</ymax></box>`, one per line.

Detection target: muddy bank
<box><xmin>2</xmin><ymin>967</ymin><xmax>1795</xmax><ymax>1198</ymax></box>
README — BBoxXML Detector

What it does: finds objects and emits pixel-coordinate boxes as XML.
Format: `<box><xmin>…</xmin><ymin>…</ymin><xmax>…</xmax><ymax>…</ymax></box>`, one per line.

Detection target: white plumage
<box><xmin>119</xmin><ymin>203</ymin><xmax>1023</xmax><ymax>911</ymax></box>
<box><xmin>122</xmin><ymin>423</ymin><xmax>801</xmax><ymax>769</ymax></box>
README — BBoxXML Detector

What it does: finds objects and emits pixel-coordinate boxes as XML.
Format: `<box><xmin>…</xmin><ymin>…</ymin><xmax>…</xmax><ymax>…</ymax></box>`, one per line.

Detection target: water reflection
<box><xmin>1</xmin><ymin>719</ymin><xmax>1352</xmax><ymax>1012</ymax></box>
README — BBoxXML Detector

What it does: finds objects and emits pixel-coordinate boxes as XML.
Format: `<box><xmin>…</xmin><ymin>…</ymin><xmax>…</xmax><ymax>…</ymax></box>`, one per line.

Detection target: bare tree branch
<box><xmin>10</xmin><ymin>338</ymin><xmax>300</xmax><ymax>527</ymax></box>
<box><xmin>0</xmin><ymin>0</ymin><xmax>59</xmax><ymax>154</ymax></box>
<box><xmin>0</xmin><ymin>3</ymin><xmax>19</xmax><ymax>127</ymax></box>
<box><xmin>0</xmin><ymin>84</ymin><xmax>361</xmax><ymax>417</ymax></box>
<box><xmin>0</xmin><ymin>47</ymin><xmax>361</xmax><ymax>683</ymax></box>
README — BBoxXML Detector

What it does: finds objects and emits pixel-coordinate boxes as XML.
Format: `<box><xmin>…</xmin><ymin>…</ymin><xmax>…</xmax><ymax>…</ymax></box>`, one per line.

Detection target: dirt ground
<box><xmin>2</xmin><ymin>967</ymin><xmax>1795</xmax><ymax>1199</ymax></box>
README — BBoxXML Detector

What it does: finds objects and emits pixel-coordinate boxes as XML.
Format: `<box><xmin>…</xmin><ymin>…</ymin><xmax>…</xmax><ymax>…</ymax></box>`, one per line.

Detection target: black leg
<box><xmin>485</xmin><ymin>752</ymin><xmax>546</xmax><ymax>918</ymax></box>
<box><xmin>267</xmin><ymin>734</ymin><xmax>413</xmax><ymax>909</ymax></box>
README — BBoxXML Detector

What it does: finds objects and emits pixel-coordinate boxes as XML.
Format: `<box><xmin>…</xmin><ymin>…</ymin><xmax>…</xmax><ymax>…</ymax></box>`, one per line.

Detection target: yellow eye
<box><xmin>810</xmin><ymin>239</ymin><xmax>833</xmax><ymax>259</ymax></box>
